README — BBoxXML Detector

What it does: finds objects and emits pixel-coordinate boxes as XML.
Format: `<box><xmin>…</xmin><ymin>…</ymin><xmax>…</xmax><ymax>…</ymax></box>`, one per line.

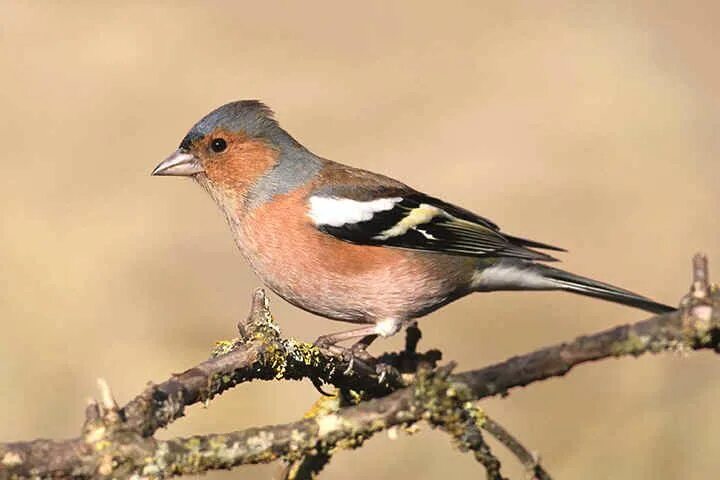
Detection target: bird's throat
<box><xmin>193</xmin><ymin>173</ymin><xmax>247</xmax><ymax>249</ymax></box>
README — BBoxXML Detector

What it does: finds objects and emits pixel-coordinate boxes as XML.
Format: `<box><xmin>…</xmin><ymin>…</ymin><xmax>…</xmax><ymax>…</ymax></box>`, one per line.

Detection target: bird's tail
<box><xmin>473</xmin><ymin>260</ymin><xmax>675</xmax><ymax>314</ymax></box>
<box><xmin>537</xmin><ymin>264</ymin><xmax>674</xmax><ymax>314</ymax></box>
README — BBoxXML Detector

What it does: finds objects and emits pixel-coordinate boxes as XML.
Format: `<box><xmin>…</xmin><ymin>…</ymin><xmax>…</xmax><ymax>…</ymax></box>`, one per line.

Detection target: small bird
<box><xmin>152</xmin><ymin>100</ymin><xmax>673</xmax><ymax>347</ymax></box>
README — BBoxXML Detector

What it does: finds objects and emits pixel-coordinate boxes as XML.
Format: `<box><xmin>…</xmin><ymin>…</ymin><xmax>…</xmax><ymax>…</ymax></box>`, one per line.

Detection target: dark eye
<box><xmin>210</xmin><ymin>138</ymin><xmax>227</xmax><ymax>153</ymax></box>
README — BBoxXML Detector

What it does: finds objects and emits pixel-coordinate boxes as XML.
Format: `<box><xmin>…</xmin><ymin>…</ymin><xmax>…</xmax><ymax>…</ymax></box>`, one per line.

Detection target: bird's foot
<box><xmin>314</xmin><ymin>331</ymin><xmax>386</xmax><ymax>382</ymax></box>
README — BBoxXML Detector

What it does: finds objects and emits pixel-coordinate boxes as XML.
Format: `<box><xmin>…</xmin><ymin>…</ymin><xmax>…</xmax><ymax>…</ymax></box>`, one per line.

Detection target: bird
<box><xmin>152</xmin><ymin>100</ymin><xmax>674</xmax><ymax>348</ymax></box>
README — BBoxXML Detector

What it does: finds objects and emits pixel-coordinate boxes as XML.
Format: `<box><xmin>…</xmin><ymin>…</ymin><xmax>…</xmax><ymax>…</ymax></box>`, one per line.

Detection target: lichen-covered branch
<box><xmin>122</xmin><ymin>289</ymin><xmax>407</xmax><ymax>437</ymax></box>
<box><xmin>434</xmin><ymin>403</ymin><xmax>507</xmax><ymax>480</ymax></box>
<box><xmin>0</xmin><ymin>255</ymin><xmax>717</xmax><ymax>479</ymax></box>
<box><xmin>482</xmin><ymin>416</ymin><xmax>550</xmax><ymax>480</ymax></box>
<box><xmin>280</xmin><ymin>392</ymin><xmax>347</xmax><ymax>480</ymax></box>
<box><xmin>454</xmin><ymin>301</ymin><xmax>719</xmax><ymax>400</ymax></box>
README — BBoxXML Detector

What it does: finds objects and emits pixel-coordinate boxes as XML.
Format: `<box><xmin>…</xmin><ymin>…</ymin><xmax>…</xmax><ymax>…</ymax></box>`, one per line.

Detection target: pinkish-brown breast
<box><xmin>235</xmin><ymin>186</ymin><xmax>476</xmax><ymax>325</ymax></box>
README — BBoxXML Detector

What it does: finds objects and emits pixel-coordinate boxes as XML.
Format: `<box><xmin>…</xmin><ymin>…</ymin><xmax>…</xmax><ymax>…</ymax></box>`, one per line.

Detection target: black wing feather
<box><xmin>315</xmin><ymin>193</ymin><xmax>563</xmax><ymax>262</ymax></box>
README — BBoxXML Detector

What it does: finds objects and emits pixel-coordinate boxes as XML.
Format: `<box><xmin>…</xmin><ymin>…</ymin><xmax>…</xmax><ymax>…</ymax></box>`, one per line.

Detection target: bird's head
<box><xmin>152</xmin><ymin>100</ymin><xmax>301</xmax><ymax>199</ymax></box>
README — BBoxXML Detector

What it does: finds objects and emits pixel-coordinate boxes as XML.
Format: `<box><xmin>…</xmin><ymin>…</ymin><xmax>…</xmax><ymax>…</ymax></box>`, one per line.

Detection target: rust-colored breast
<box><xmin>237</xmin><ymin>186</ymin><xmax>475</xmax><ymax>324</ymax></box>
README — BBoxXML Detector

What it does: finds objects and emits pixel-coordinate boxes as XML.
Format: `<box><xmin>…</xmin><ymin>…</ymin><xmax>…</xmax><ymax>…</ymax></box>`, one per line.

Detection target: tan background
<box><xmin>1</xmin><ymin>2</ymin><xmax>719</xmax><ymax>478</ymax></box>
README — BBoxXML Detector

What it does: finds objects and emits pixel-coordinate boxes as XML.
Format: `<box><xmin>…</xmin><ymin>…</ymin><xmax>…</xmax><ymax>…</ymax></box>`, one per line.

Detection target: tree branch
<box><xmin>437</xmin><ymin>406</ymin><xmax>507</xmax><ymax>480</ymax></box>
<box><xmin>482</xmin><ymin>416</ymin><xmax>549</xmax><ymax>480</ymax></box>
<box><xmin>121</xmin><ymin>289</ymin><xmax>409</xmax><ymax>437</ymax></box>
<box><xmin>0</xmin><ymin>254</ymin><xmax>717</xmax><ymax>479</ymax></box>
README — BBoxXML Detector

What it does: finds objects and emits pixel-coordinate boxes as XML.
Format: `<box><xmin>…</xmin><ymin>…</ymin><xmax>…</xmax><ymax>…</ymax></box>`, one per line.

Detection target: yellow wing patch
<box><xmin>373</xmin><ymin>204</ymin><xmax>444</xmax><ymax>240</ymax></box>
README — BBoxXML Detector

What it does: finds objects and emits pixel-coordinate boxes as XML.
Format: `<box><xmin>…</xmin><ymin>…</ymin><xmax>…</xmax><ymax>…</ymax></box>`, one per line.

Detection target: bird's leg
<box><xmin>315</xmin><ymin>319</ymin><xmax>405</xmax><ymax>379</ymax></box>
<box><xmin>314</xmin><ymin>324</ymin><xmax>383</xmax><ymax>349</ymax></box>
<box><xmin>314</xmin><ymin>325</ymin><xmax>381</xmax><ymax>373</ymax></box>
<box><xmin>315</xmin><ymin>318</ymin><xmax>402</xmax><ymax>350</ymax></box>
<box><xmin>351</xmin><ymin>333</ymin><xmax>377</xmax><ymax>352</ymax></box>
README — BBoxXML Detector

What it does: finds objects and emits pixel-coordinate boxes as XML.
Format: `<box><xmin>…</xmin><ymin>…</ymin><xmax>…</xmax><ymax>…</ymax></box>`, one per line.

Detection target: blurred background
<box><xmin>1</xmin><ymin>2</ymin><xmax>718</xmax><ymax>478</ymax></box>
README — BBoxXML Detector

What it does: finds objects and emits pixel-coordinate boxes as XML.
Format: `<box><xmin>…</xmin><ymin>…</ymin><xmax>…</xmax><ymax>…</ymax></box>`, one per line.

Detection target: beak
<box><xmin>151</xmin><ymin>150</ymin><xmax>204</xmax><ymax>176</ymax></box>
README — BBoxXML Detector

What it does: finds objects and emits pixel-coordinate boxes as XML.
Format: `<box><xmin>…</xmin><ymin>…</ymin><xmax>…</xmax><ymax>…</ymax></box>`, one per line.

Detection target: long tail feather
<box><xmin>472</xmin><ymin>260</ymin><xmax>675</xmax><ymax>314</ymax></box>
<box><xmin>536</xmin><ymin>264</ymin><xmax>675</xmax><ymax>314</ymax></box>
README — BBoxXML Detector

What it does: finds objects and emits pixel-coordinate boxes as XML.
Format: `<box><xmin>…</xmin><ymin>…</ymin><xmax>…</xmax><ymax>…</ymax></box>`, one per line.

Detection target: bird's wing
<box><xmin>307</xmin><ymin>187</ymin><xmax>565</xmax><ymax>262</ymax></box>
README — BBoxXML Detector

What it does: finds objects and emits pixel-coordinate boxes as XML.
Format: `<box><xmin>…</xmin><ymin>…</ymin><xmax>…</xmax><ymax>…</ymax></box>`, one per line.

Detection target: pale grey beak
<box><xmin>151</xmin><ymin>150</ymin><xmax>204</xmax><ymax>176</ymax></box>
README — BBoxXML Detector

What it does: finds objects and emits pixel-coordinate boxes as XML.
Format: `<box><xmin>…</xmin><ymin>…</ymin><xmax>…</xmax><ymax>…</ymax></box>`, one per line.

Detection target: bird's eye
<box><xmin>210</xmin><ymin>138</ymin><xmax>228</xmax><ymax>153</ymax></box>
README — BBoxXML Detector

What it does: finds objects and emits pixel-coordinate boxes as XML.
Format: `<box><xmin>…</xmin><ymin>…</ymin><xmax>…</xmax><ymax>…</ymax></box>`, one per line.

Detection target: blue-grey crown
<box><xmin>180</xmin><ymin>100</ymin><xmax>299</xmax><ymax>150</ymax></box>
